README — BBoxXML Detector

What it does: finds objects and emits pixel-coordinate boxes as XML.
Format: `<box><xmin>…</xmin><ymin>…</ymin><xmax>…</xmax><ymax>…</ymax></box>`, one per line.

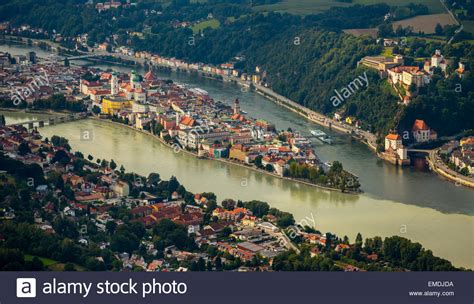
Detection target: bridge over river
<box><xmin>6</xmin><ymin>112</ymin><xmax>87</xmax><ymax>129</ymax></box>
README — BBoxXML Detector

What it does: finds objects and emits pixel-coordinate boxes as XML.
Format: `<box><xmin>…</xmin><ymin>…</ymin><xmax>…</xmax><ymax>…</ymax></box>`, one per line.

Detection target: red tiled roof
<box><xmin>412</xmin><ymin>119</ymin><xmax>430</xmax><ymax>131</ymax></box>
<box><xmin>386</xmin><ymin>133</ymin><xmax>401</xmax><ymax>140</ymax></box>
<box><xmin>179</xmin><ymin>116</ymin><xmax>195</xmax><ymax>127</ymax></box>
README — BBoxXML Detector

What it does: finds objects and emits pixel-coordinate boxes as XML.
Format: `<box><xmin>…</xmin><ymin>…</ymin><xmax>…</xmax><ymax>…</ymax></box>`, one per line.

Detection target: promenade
<box><xmin>428</xmin><ymin>149</ymin><xmax>474</xmax><ymax>188</ymax></box>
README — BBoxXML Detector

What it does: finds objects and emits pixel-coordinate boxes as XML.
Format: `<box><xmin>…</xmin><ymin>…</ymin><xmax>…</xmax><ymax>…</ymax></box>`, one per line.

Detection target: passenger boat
<box><xmin>310</xmin><ymin>129</ymin><xmax>333</xmax><ymax>144</ymax></box>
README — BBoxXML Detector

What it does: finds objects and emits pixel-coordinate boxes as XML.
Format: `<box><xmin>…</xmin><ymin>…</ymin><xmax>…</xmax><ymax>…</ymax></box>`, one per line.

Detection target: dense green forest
<box><xmin>1</xmin><ymin>0</ymin><xmax>473</xmax><ymax>136</ymax></box>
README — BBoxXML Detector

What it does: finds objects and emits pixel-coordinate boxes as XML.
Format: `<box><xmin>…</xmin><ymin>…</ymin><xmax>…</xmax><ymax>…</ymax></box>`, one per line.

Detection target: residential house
<box><xmin>412</xmin><ymin>119</ymin><xmax>437</xmax><ymax>143</ymax></box>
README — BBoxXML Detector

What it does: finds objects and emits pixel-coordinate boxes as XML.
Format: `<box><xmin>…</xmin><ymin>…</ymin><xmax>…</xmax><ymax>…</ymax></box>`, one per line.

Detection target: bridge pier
<box><xmin>39</xmin><ymin>121</ymin><xmax>44</xmax><ymax>128</ymax></box>
<box><xmin>27</xmin><ymin>122</ymin><xmax>33</xmax><ymax>129</ymax></box>
<box><xmin>48</xmin><ymin>118</ymin><xmax>55</xmax><ymax>125</ymax></box>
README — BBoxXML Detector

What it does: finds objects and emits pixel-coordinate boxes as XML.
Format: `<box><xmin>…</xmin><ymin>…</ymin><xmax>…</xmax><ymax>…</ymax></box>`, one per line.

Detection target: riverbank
<box><xmin>427</xmin><ymin>149</ymin><xmax>474</xmax><ymax>188</ymax></box>
<box><xmin>5</xmin><ymin>108</ymin><xmax>473</xmax><ymax>269</ymax></box>
<box><xmin>1</xmin><ymin>35</ymin><xmax>381</xmax><ymax>153</ymax></box>
<box><xmin>3</xmin><ymin>37</ymin><xmax>472</xmax><ymax>191</ymax></box>
<box><xmin>91</xmin><ymin>116</ymin><xmax>361</xmax><ymax>194</ymax></box>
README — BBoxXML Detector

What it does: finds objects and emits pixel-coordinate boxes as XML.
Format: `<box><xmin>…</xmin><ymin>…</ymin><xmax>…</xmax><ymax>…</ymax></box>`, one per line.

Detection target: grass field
<box><xmin>254</xmin><ymin>0</ymin><xmax>447</xmax><ymax>15</ymax></box>
<box><xmin>354</xmin><ymin>0</ymin><xmax>445</xmax><ymax>14</ymax></box>
<box><xmin>392</xmin><ymin>13</ymin><xmax>457</xmax><ymax>34</ymax></box>
<box><xmin>343</xmin><ymin>28</ymin><xmax>378</xmax><ymax>38</ymax></box>
<box><xmin>25</xmin><ymin>255</ymin><xmax>59</xmax><ymax>267</ymax></box>
<box><xmin>192</xmin><ymin>19</ymin><xmax>221</xmax><ymax>34</ymax></box>
<box><xmin>48</xmin><ymin>263</ymin><xmax>86</xmax><ymax>271</ymax></box>
<box><xmin>24</xmin><ymin>255</ymin><xmax>86</xmax><ymax>271</ymax></box>
<box><xmin>253</xmin><ymin>0</ymin><xmax>349</xmax><ymax>15</ymax></box>
<box><xmin>381</xmin><ymin>46</ymin><xmax>394</xmax><ymax>57</ymax></box>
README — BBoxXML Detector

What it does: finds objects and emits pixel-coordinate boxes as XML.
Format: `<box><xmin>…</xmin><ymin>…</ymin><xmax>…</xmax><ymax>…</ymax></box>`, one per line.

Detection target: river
<box><xmin>1</xmin><ymin>42</ymin><xmax>473</xmax><ymax>269</ymax></box>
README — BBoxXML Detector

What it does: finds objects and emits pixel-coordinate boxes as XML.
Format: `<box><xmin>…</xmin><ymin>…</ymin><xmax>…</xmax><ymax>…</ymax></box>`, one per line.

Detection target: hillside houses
<box><xmin>359</xmin><ymin>49</ymin><xmax>457</xmax><ymax>105</ymax></box>
<box><xmin>412</xmin><ymin>119</ymin><xmax>437</xmax><ymax>143</ymax></box>
<box><xmin>444</xmin><ymin>136</ymin><xmax>474</xmax><ymax>176</ymax></box>
<box><xmin>131</xmin><ymin>202</ymin><xmax>204</xmax><ymax>229</ymax></box>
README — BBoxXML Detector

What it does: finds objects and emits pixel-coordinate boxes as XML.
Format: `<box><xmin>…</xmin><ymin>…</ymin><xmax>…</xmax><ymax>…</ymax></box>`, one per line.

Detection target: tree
<box><xmin>395</xmin><ymin>25</ymin><xmax>406</xmax><ymax>37</ymax></box>
<box><xmin>100</xmin><ymin>159</ymin><xmax>108</xmax><ymax>168</ymax></box>
<box><xmin>87</xmin><ymin>154</ymin><xmax>93</xmax><ymax>161</ymax></box>
<box><xmin>168</xmin><ymin>176</ymin><xmax>180</xmax><ymax>192</ymax></box>
<box><xmin>51</xmin><ymin>150</ymin><xmax>70</xmax><ymax>165</ymax></box>
<box><xmin>53</xmin><ymin>218</ymin><xmax>78</xmax><ymax>239</ymax></box>
<box><xmin>92</xmin><ymin>105</ymin><xmax>101</xmax><ymax>115</ymax></box>
<box><xmin>110</xmin><ymin>159</ymin><xmax>117</xmax><ymax>170</ymax></box>
<box><xmin>30</xmin><ymin>256</ymin><xmax>44</xmax><ymax>271</ymax></box>
<box><xmin>459</xmin><ymin>167</ymin><xmax>469</xmax><ymax>176</ymax></box>
<box><xmin>206</xmin><ymin>200</ymin><xmax>217</xmax><ymax>213</ymax></box>
<box><xmin>222</xmin><ymin>199</ymin><xmax>236</xmax><ymax>210</ymax></box>
<box><xmin>111</xmin><ymin>231</ymin><xmax>139</xmax><ymax>254</ymax></box>
<box><xmin>435</xmin><ymin>23</ymin><xmax>443</xmax><ymax>36</ymax></box>
<box><xmin>355</xmin><ymin>232</ymin><xmax>363</xmax><ymax>248</ymax></box>
<box><xmin>215</xmin><ymin>257</ymin><xmax>223</xmax><ymax>271</ymax></box>
<box><xmin>378</xmin><ymin>23</ymin><xmax>393</xmax><ymax>37</ymax></box>
<box><xmin>18</xmin><ymin>142</ymin><xmax>31</xmax><ymax>156</ymax></box>
<box><xmin>147</xmin><ymin>173</ymin><xmax>161</xmax><ymax>185</ymax></box>
<box><xmin>243</xmin><ymin>200</ymin><xmax>269</xmax><ymax>217</ymax></box>
<box><xmin>221</xmin><ymin>227</ymin><xmax>232</xmax><ymax>237</ymax></box>
<box><xmin>343</xmin><ymin>235</ymin><xmax>350</xmax><ymax>244</ymax></box>
<box><xmin>276</xmin><ymin>213</ymin><xmax>295</xmax><ymax>228</ymax></box>
<box><xmin>55</xmin><ymin>174</ymin><xmax>64</xmax><ymax>190</ymax></box>
<box><xmin>106</xmin><ymin>221</ymin><xmax>117</xmax><ymax>234</ymax></box>
<box><xmin>50</xmin><ymin>135</ymin><xmax>71</xmax><ymax>150</ymax></box>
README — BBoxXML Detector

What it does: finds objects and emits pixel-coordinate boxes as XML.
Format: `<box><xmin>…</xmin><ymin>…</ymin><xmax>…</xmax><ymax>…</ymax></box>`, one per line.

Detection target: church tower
<box><xmin>233</xmin><ymin>98</ymin><xmax>241</xmax><ymax>115</ymax></box>
<box><xmin>111</xmin><ymin>72</ymin><xmax>118</xmax><ymax>95</ymax></box>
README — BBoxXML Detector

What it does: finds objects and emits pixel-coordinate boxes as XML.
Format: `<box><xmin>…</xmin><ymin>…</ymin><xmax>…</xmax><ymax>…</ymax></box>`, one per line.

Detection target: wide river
<box><xmin>1</xmin><ymin>42</ymin><xmax>473</xmax><ymax>268</ymax></box>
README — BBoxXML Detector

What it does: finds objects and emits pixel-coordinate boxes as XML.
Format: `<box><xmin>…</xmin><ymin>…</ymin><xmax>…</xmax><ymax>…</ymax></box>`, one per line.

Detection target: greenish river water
<box><xmin>1</xmin><ymin>42</ymin><xmax>473</xmax><ymax>269</ymax></box>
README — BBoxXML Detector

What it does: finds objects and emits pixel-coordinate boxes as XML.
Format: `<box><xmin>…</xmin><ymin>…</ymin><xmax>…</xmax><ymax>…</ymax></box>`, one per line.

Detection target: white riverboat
<box><xmin>310</xmin><ymin>129</ymin><xmax>333</xmax><ymax>144</ymax></box>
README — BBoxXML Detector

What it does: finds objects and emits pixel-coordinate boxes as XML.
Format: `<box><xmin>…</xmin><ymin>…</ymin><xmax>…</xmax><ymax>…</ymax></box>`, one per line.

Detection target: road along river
<box><xmin>1</xmin><ymin>42</ymin><xmax>473</xmax><ymax>268</ymax></box>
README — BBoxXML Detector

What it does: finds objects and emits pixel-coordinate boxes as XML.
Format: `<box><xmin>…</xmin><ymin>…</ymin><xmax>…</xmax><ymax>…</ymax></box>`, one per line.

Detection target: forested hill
<box><xmin>243</xmin><ymin>28</ymin><xmax>474</xmax><ymax>137</ymax></box>
<box><xmin>242</xmin><ymin>29</ymin><xmax>393</xmax><ymax>122</ymax></box>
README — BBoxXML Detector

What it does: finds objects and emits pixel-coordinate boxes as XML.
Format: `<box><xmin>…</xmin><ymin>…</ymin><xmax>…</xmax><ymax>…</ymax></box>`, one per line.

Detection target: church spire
<box><xmin>233</xmin><ymin>98</ymin><xmax>240</xmax><ymax>115</ymax></box>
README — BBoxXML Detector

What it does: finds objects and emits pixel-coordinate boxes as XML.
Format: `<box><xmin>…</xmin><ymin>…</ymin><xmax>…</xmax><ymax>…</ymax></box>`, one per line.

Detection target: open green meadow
<box><xmin>24</xmin><ymin>255</ymin><xmax>86</xmax><ymax>271</ymax></box>
<box><xmin>192</xmin><ymin>19</ymin><xmax>221</xmax><ymax>33</ymax></box>
<box><xmin>354</xmin><ymin>0</ymin><xmax>445</xmax><ymax>14</ymax></box>
<box><xmin>253</xmin><ymin>0</ymin><xmax>350</xmax><ymax>15</ymax></box>
<box><xmin>254</xmin><ymin>0</ymin><xmax>446</xmax><ymax>15</ymax></box>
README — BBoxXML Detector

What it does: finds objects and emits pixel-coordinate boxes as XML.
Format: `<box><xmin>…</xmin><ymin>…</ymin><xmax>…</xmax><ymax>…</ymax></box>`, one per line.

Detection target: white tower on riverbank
<box><xmin>111</xmin><ymin>72</ymin><xmax>118</xmax><ymax>95</ymax></box>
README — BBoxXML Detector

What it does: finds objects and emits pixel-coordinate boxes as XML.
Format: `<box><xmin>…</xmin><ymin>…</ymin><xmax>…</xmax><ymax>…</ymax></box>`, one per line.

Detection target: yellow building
<box><xmin>101</xmin><ymin>96</ymin><xmax>132</xmax><ymax>115</ymax></box>
<box><xmin>229</xmin><ymin>146</ymin><xmax>249</xmax><ymax>162</ymax></box>
<box><xmin>345</xmin><ymin>116</ymin><xmax>356</xmax><ymax>125</ymax></box>
<box><xmin>252</xmin><ymin>74</ymin><xmax>261</xmax><ymax>84</ymax></box>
